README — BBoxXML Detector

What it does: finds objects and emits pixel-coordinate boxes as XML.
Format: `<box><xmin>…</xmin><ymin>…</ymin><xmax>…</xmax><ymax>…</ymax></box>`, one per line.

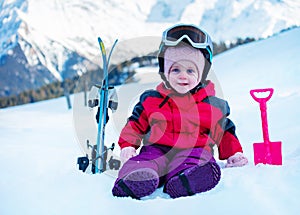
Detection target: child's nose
<box><xmin>178</xmin><ymin>71</ymin><xmax>188</xmax><ymax>79</ymax></box>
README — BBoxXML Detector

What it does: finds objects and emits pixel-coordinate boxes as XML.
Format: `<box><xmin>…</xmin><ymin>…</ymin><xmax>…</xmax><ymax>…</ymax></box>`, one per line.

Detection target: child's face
<box><xmin>168</xmin><ymin>60</ymin><xmax>200</xmax><ymax>94</ymax></box>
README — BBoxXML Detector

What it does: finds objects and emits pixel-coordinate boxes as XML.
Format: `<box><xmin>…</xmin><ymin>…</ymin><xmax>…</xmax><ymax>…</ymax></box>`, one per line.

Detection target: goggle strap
<box><xmin>206</xmin><ymin>48</ymin><xmax>213</xmax><ymax>63</ymax></box>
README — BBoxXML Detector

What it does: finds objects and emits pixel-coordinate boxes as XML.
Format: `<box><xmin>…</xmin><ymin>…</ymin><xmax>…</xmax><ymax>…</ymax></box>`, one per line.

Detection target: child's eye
<box><xmin>171</xmin><ymin>68</ymin><xmax>180</xmax><ymax>73</ymax></box>
<box><xmin>187</xmin><ymin>69</ymin><xmax>195</xmax><ymax>74</ymax></box>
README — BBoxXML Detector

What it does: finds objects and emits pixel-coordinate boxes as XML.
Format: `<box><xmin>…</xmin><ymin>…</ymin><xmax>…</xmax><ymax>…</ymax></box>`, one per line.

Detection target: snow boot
<box><xmin>164</xmin><ymin>162</ymin><xmax>221</xmax><ymax>198</ymax></box>
<box><xmin>112</xmin><ymin>168</ymin><xmax>159</xmax><ymax>199</ymax></box>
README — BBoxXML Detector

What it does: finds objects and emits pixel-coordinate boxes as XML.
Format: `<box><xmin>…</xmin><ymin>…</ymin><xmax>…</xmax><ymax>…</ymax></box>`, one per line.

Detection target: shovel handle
<box><xmin>250</xmin><ymin>88</ymin><xmax>274</xmax><ymax>104</ymax></box>
<box><xmin>250</xmin><ymin>88</ymin><xmax>274</xmax><ymax>143</ymax></box>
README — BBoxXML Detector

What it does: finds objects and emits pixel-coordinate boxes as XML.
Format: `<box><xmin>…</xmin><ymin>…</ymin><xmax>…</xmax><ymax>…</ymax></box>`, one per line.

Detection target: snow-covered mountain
<box><xmin>1</xmin><ymin>0</ymin><xmax>300</xmax><ymax>97</ymax></box>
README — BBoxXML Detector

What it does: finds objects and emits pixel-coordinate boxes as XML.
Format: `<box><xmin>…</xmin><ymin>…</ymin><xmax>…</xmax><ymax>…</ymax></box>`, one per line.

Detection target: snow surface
<box><xmin>1</xmin><ymin>27</ymin><xmax>300</xmax><ymax>215</ymax></box>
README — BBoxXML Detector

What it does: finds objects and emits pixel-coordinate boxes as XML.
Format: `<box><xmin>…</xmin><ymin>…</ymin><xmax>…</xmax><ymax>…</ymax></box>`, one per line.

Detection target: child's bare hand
<box><xmin>120</xmin><ymin>147</ymin><xmax>137</xmax><ymax>164</ymax></box>
<box><xmin>226</xmin><ymin>152</ymin><xmax>248</xmax><ymax>168</ymax></box>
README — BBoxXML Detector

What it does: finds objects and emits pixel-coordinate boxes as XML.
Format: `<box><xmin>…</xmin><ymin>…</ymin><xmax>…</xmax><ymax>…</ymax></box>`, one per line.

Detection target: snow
<box><xmin>0</xmin><ymin>0</ymin><xmax>27</xmax><ymax>60</ymax></box>
<box><xmin>200</xmin><ymin>0</ymin><xmax>300</xmax><ymax>41</ymax></box>
<box><xmin>1</xmin><ymin>27</ymin><xmax>300</xmax><ymax>215</ymax></box>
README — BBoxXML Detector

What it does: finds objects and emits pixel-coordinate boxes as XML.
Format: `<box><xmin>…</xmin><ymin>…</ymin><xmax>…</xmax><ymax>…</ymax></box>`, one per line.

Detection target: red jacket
<box><xmin>118</xmin><ymin>81</ymin><xmax>243</xmax><ymax>160</ymax></box>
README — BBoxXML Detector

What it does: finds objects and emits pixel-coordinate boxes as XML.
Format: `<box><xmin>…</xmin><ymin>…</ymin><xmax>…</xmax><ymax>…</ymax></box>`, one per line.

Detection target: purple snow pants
<box><xmin>115</xmin><ymin>144</ymin><xmax>216</xmax><ymax>187</ymax></box>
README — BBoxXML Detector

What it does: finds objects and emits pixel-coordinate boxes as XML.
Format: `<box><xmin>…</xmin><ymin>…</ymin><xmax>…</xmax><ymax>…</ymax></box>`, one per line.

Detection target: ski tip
<box><xmin>98</xmin><ymin>37</ymin><xmax>106</xmax><ymax>55</ymax></box>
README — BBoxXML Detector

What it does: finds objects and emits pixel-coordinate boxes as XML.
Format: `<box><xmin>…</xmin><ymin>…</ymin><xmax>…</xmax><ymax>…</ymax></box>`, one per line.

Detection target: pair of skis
<box><xmin>94</xmin><ymin>37</ymin><xmax>119</xmax><ymax>173</ymax></box>
<box><xmin>77</xmin><ymin>37</ymin><xmax>120</xmax><ymax>174</ymax></box>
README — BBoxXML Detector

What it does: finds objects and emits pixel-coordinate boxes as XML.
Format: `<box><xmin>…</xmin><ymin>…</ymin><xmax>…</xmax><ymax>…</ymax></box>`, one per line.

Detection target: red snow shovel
<box><xmin>250</xmin><ymin>88</ymin><xmax>282</xmax><ymax>165</ymax></box>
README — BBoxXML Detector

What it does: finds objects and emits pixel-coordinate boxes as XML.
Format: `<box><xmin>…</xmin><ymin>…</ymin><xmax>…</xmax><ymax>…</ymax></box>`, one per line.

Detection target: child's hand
<box><xmin>120</xmin><ymin>146</ymin><xmax>137</xmax><ymax>164</ymax></box>
<box><xmin>226</xmin><ymin>152</ymin><xmax>248</xmax><ymax>168</ymax></box>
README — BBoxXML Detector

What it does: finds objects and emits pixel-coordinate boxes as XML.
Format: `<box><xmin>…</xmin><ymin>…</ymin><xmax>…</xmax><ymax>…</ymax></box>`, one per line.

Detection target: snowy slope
<box><xmin>0</xmin><ymin>27</ymin><xmax>300</xmax><ymax>215</ymax></box>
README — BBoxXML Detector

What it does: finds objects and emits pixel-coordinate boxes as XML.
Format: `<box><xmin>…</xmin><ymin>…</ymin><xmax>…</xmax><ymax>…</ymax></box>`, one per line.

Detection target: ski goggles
<box><xmin>161</xmin><ymin>24</ymin><xmax>213</xmax><ymax>62</ymax></box>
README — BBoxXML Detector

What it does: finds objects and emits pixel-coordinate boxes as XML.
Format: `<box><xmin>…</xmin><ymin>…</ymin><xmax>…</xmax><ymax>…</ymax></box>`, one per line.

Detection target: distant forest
<box><xmin>0</xmin><ymin>37</ymin><xmax>255</xmax><ymax>109</ymax></box>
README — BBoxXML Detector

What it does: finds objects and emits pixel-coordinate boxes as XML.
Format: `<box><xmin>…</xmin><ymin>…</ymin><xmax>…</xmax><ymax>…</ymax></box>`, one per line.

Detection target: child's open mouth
<box><xmin>178</xmin><ymin>83</ymin><xmax>189</xmax><ymax>86</ymax></box>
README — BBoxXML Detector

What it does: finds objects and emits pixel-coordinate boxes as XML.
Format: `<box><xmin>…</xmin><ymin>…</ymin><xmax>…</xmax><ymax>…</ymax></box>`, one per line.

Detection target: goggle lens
<box><xmin>165</xmin><ymin>25</ymin><xmax>207</xmax><ymax>44</ymax></box>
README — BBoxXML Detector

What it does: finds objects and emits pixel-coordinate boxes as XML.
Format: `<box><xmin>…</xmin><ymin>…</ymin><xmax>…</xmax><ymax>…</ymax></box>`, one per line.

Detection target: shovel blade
<box><xmin>253</xmin><ymin>141</ymin><xmax>282</xmax><ymax>165</ymax></box>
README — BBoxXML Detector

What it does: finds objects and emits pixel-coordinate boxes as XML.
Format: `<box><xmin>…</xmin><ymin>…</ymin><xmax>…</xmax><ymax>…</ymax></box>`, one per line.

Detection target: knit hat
<box><xmin>164</xmin><ymin>45</ymin><xmax>205</xmax><ymax>83</ymax></box>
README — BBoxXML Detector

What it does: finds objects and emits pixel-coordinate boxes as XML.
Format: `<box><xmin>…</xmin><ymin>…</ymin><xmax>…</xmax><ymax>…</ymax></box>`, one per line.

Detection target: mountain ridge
<box><xmin>1</xmin><ymin>0</ymin><xmax>299</xmax><ymax>97</ymax></box>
